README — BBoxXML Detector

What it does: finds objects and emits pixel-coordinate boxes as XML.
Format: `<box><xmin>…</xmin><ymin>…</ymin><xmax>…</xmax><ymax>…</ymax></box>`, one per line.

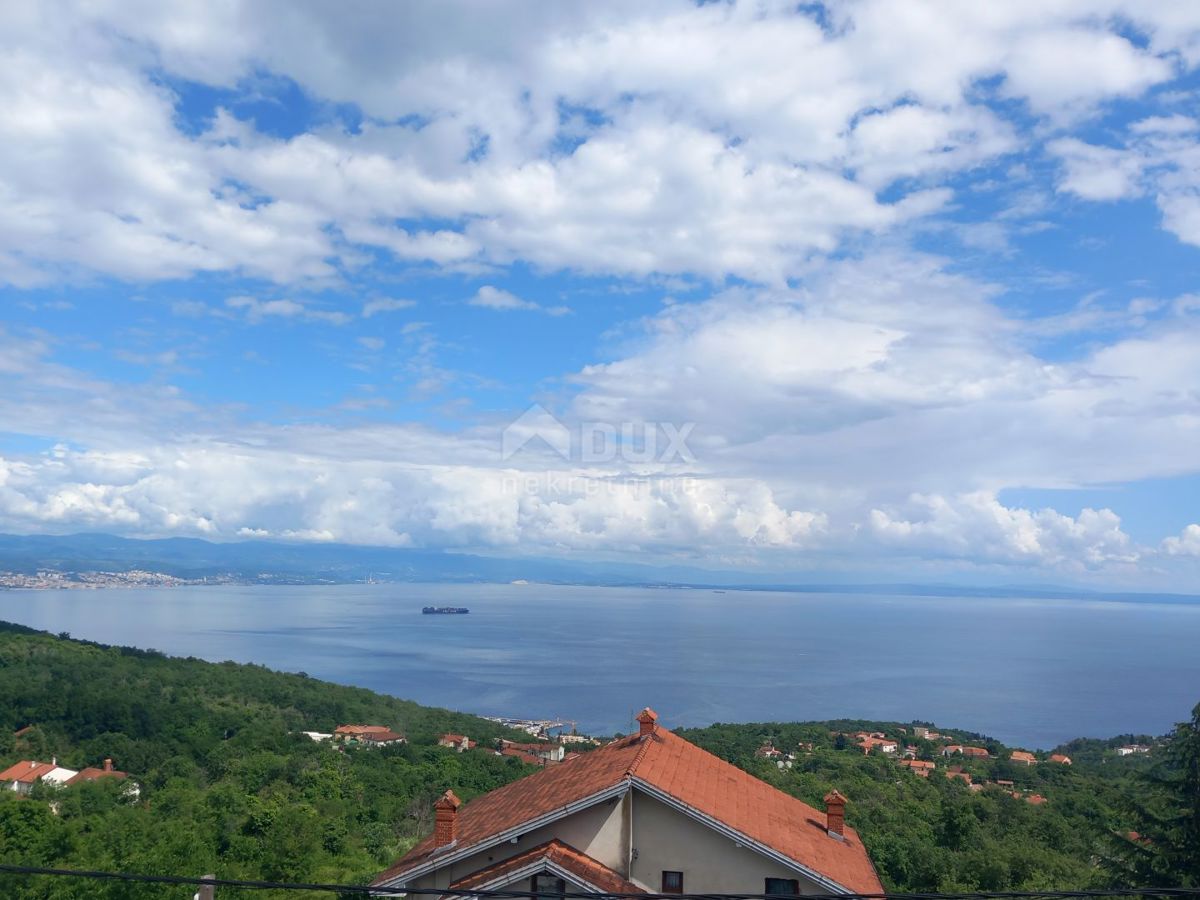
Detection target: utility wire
<box><xmin>2</xmin><ymin>865</ymin><xmax>1200</xmax><ymax>900</ymax></box>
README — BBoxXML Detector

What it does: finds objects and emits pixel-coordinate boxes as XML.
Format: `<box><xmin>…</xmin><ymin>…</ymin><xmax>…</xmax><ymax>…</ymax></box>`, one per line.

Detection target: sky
<box><xmin>4</xmin><ymin>1</ymin><xmax>1200</xmax><ymax>588</ymax></box>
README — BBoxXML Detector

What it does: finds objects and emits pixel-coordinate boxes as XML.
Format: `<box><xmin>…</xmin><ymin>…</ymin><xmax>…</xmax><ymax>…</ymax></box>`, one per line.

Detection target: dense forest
<box><xmin>677</xmin><ymin>720</ymin><xmax>1161</xmax><ymax>892</ymax></box>
<box><xmin>0</xmin><ymin>622</ymin><xmax>535</xmax><ymax>898</ymax></box>
<box><xmin>0</xmin><ymin>623</ymin><xmax>1196</xmax><ymax>897</ymax></box>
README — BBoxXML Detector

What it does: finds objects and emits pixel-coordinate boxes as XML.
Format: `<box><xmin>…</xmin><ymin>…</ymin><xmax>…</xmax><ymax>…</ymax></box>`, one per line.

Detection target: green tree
<box><xmin>1115</xmin><ymin>702</ymin><xmax>1200</xmax><ymax>887</ymax></box>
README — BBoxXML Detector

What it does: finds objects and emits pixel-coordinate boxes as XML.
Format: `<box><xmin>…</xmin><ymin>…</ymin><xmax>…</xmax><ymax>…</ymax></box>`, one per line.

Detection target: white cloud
<box><xmin>1048</xmin><ymin>138</ymin><xmax>1144</xmax><ymax>200</ymax></box>
<box><xmin>2</xmin><ymin>2</ymin><xmax>1198</xmax><ymax>285</ymax></box>
<box><xmin>867</xmin><ymin>492</ymin><xmax>1138</xmax><ymax>569</ymax></box>
<box><xmin>226</xmin><ymin>295</ymin><xmax>351</xmax><ymax>325</ymax></box>
<box><xmin>362</xmin><ymin>298</ymin><xmax>417</xmax><ymax>318</ymax></box>
<box><xmin>1163</xmin><ymin>524</ymin><xmax>1200</xmax><ymax>556</ymax></box>
<box><xmin>468</xmin><ymin>286</ymin><xmax>569</xmax><ymax>315</ymax></box>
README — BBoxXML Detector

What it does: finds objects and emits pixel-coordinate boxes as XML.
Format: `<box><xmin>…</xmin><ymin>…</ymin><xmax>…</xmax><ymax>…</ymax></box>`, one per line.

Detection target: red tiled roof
<box><xmin>449</xmin><ymin>839</ymin><xmax>642</xmax><ymax>895</ymax></box>
<box><xmin>66</xmin><ymin>766</ymin><xmax>127</xmax><ymax>785</ymax></box>
<box><xmin>1049</xmin><ymin>754</ymin><xmax>1071</xmax><ymax>764</ymax></box>
<box><xmin>501</xmin><ymin>747</ymin><xmax>552</xmax><ymax>765</ymax></box>
<box><xmin>1010</xmin><ymin>751</ymin><xmax>1036</xmax><ymax>763</ymax></box>
<box><xmin>375</xmin><ymin>720</ymin><xmax>883</xmax><ymax>893</ymax></box>
<box><xmin>335</xmin><ymin>724</ymin><xmax>393</xmax><ymax>735</ymax></box>
<box><xmin>0</xmin><ymin>760</ymin><xmax>56</xmax><ymax>784</ymax></box>
<box><xmin>440</xmin><ymin>733</ymin><xmax>468</xmax><ymax>742</ymax></box>
<box><xmin>358</xmin><ymin>730</ymin><xmax>405</xmax><ymax>743</ymax></box>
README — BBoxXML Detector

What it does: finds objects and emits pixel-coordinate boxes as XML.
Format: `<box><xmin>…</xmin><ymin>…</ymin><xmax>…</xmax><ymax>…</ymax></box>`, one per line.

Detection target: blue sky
<box><xmin>4</xmin><ymin>1</ymin><xmax>1200</xmax><ymax>587</ymax></box>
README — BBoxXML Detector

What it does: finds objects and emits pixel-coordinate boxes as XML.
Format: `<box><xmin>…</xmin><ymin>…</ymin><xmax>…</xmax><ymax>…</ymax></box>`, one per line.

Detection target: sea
<box><xmin>3</xmin><ymin>581</ymin><xmax>1198</xmax><ymax>749</ymax></box>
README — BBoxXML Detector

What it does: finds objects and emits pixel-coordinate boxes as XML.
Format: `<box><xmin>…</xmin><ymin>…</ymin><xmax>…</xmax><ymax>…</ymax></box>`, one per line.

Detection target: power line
<box><xmin>2</xmin><ymin>865</ymin><xmax>1200</xmax><ymax>900</ymax></box>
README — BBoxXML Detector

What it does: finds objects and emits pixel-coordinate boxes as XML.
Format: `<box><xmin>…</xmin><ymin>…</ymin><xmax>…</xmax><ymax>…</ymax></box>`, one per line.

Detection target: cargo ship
<box><xmin>422</xmin><ymin>606</ymin><xmax>470</xmax><ymax>614</ymax></box>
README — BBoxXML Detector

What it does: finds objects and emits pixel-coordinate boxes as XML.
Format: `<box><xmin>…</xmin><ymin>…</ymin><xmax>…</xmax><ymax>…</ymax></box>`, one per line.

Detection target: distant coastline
<box><xmin>2</xmin><ymin>530</ymin><xmax>1200</xmax><ymax>604</ymax></box>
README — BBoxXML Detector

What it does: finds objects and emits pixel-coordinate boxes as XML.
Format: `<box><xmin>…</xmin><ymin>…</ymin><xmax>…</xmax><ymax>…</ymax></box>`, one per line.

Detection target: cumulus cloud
<box><xmin>5</xmin><ymin>3</ymin><xmax>1200</xmax><ymax>584</ymax></box>
<box><xmin>867</xmin><ymin>492</ymin><xmax>1138</xmax><ymax>569</ymax></box>
<box><xmin>1163</xmin><ymin>524</ymin><xmax>1200</xmax><ymax>556</ymax></box>
<box><xmin>1</xmin><ymin>2</ymin><xmax>1197</xmax><ymax>286</ymax></box>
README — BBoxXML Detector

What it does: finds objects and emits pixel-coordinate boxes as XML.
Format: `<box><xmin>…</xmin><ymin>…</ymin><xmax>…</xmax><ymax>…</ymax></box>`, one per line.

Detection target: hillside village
<box><xmin>740</xmin><ymin>720</ymin><xmax>1159</xmax><ymax>812</ymax></box>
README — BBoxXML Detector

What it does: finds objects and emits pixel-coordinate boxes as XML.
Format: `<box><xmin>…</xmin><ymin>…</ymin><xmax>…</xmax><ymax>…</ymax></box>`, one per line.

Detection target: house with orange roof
<box><xmin>0</xmin><ymin>760</ymin><xmax>62</xmax><ymax>795</ymax></box>
<box><xmin>856</xmin><ymin>735</ymin><xmax>898</xmax><ymax>755</ymax></box>
<box><xmin>438</xmin><ymin>733</ymin><xmax>477</xmax><ymax>752</ymax></box>
<box><xmin>501</xmin><ymin>740</ymin><xmax>566</xmax><ymax>764</ymax></box>
<box><xmin>334</xmin><ymin>725</ymin><xmax>406</xmax><ymax>746</ymax></box>
<box><xmin>1048</xmin><ymin>754</ymin><xmax>1072</xmax><ymax>765</ymax></box>
<box><xmin>65</xmin><ymin>758</ymin><xmax>140</xmax><ymax>798</ymax></box>
<box><xmin>356</xmin><ymin>729</ymin><xmax>407</xmax><ymax>747</ymax></box>
<box><xmin>374</xmin><ymin>708</ymin><xmax>883</xmax><ymax>897</ymax></box>
<box><xmin>897</xmin><ymin>759</ymin><xmax>935</xmax><ymax>777</ymax></box>
<box><xmin>1010</xmin><ymin>750</ymin><xmax>1037</xmax><ymax>766</ymax></box>
<box><xmin>1</xmin><ymin>756</ymin><xmax>136</xmax><ymax>797</ymax></box>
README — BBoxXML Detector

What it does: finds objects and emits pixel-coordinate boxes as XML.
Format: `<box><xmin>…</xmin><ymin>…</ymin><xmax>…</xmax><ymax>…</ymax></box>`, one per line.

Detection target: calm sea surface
<box><xmin>3</xmin><ymin>582</ymin><xmax>1198</xmax><ymax>748</ymax></box>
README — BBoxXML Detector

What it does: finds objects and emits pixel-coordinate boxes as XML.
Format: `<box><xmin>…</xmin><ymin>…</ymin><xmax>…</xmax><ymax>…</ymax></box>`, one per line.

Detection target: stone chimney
<box><xmin>636</xmin><ymin>708</ymin><xmax>659</xmax><ymax>738</ymax></box>
<box><xmin>824</xmin><ymin>790</ymin><xmax>846</xmax><ymax>840</ymax></box>
<box><xmin>103</xmin><ymin>758</ymin><xmax>113</xmax><ymax>773</ymax></box>
<box><xmin>434</xmin><ymin>789</ymin><xmax>462</xmax><ymax>847</ymax></box>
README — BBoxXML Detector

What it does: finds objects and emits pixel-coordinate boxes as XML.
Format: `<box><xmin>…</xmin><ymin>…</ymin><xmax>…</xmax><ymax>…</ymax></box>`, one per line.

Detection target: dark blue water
<box><xmin>3</xmin><ymin>582</ymin><xmax>1198</xmax><ymax>748</ymax></box>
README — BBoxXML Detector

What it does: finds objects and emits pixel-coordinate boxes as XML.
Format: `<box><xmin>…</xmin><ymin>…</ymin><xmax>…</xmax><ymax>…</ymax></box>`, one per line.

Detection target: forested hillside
<box><xmin>678</xmin><ymin>714</ymin><xmax>1197</xmax><ymax>892</ymax></box>
<box><xmin>0</xmin><ymin>624</ymin><xmax>1195</xmax><ymax>897</ymax></box>
<box><xmin>0</xmin><ymin>622</ymin><xmax>533</xmax><ymax>898</ymax></box>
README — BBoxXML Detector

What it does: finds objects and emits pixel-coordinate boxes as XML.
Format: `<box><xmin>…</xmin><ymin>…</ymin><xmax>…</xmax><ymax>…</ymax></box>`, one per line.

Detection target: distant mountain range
<box><xmin>1</xmin><ymin>531</ymin><xmax>1198</xmax><ymax>603</ymax></box>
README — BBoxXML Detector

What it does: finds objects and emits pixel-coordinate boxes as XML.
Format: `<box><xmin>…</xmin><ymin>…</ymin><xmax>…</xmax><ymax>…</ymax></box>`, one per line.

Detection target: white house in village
<box><xmin>374</xmin><ymin>709</ymin><xmax>882</xmax><ymax>897</ymax></box>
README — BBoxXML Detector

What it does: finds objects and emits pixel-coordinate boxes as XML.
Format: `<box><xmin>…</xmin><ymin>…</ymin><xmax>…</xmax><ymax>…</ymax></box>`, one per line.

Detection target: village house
<box><xmin>943</xmin><ymin>745</ymin><xmax>989</xmax><ymax>758</ymax></box>
<box><xmin>374</xmin><ymin>709</ymin><xmax>883</xmax><ymax>897</ymax></box>
<box><xmin>1010</xmin><ymin>750</ymin><xmax>1037</xmax><ymax>766</ymax></box>
<box><xmin>439</xmin><ymin>733</ymin><xmax>478</xmax><ymax>752</ymax></box>
<box><xmin>498</xmin><ymin>742</ymin><xmax>572</xmax><ymax>767</ymax></box>
<box><xmin>1</xmin><ymin>760</ymin><xmax>60</xmax><ymax>795</ymax></box>
<box><xmin>1048</xmin><ymin>754</ymin><xmax>1072</xmax><ymax>765</ymax></box>
<box><xmin>910</xmin><ymin>726</ymin><xmax>942</xmax><ymax>740</ymax></box>
<box><xmin>1116</xmin><ymin>745</ymin><xmax>1150</xmax><ymax>756</ymax></box>
<box><xmin>1</xmin><ymin>757</ymin><xmax>136</xmax><ymax>797</ymax></box>
<box><xmin>356</xmin><ymin>729</ymin><xmax>407</xmax><ymax>747</ymax></box>
<box><xmin>501</xmin><ymin>740</ymin><xmax>566</xmax><ymax>764</ymax></box>
<box><xmin>855</xmin><ymin>735</ymin><xmax>898</xmax><ymax>755</ymax></box>
<box><xmin>333</xmin><ymin>725</ymin><xmax>406</xmax><ymax>746</ymax></box>
<box><xmin>897</xmin><ymin>759</ymin><xmax>935</xmax><ymax>777</ymax></box>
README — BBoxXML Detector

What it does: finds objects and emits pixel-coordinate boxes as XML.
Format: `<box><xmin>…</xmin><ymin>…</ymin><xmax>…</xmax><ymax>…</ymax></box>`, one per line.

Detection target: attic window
<box><xmin>662</xmin><ymin>871</ymin><xmax>684</xmax><ymax>894</ymax></box>
<box><xmin>533</xmin><ymin>874</ymin><xmax>565</xmax><ymax>900</ymax></box>
<box><xmin>766</xmin><ymin>878</ymin><xmax>800</xmax><ymax>896</ymax></box>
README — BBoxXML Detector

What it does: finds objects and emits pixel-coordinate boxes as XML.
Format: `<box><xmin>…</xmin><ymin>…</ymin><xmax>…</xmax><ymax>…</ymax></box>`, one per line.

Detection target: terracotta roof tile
<box><xmin>449</xmin><ymin>839</ymin><xmax>643</xmax><ymax>895</ymax></box>
<box><xmin>66</xmin><ymin>766</ymin><xmax>127</xmax><ymax>785</ymax></box>
<box><xmin>375</xmin><ymin>726</ymin><xmax>883</xmax><ymax>894</ymax></box>
<box><xmin>0</xmin><ymin>760</ymin><xmax>56</xmax><ymax>784</ymax></box>
<box><xmin>358</xmin><ymin>730</ymin><xmax>405</xmax><ymax>743</ymax></box>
